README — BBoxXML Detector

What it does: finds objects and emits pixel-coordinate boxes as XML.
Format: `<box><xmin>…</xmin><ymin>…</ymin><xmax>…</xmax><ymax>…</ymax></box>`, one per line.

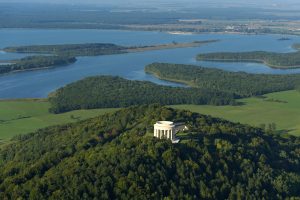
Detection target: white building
<box><xmin>153</xmin><ymin>121</ymin><xmax>187</xmax><ymax>143</ymax></box>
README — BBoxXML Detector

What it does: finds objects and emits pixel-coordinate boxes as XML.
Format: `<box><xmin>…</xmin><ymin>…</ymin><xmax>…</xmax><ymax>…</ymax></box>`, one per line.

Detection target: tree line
<box><xmin>4</xmin><ymin>43</ymin><xmax>127</xmax><ymax>57</ymax></box>
<box><xmin>197</xmin><ymin>50</ymin><xmax>300</xmax><ymax>69</ymax></box>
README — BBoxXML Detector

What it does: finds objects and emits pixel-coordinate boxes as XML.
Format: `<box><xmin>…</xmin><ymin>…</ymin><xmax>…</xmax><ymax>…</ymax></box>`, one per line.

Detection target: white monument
<box><xmin>154</xmin><ymin>121</ymin><xmax>187</xmax><ymax>143</ymax></box>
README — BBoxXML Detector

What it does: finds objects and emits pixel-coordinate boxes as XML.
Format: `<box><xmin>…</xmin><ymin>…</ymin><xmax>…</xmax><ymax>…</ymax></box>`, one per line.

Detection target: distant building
<box><xmin>153</xmin><ymin>121</ymin><xmax>188</xmax><ymax>143</ymax></box>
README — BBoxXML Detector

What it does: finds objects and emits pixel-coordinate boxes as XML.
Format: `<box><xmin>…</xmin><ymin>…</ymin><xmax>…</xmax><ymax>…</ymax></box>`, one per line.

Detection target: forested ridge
<box><xmin>48</xmin><ymin>76</ymin><xmax>234</xmax><ymax>113</ymax></box>
<box><xmin>0</xmin><ymin>105</ymin><xmax>299</xmax><ymax>199</ymax></box>
<box><xmin>145</xmin><ymin>63</ymin><xmax>300</xmax><ymax>97</ymax></box>
<box><xmin>197</xmin><ymin>50</ymin><xmax>300</xmax><ymax>69</ymax></box>
<box><xmin>0</xmin><ymin>56</ymin><xmax>76</xmax><ymax>74</ymax></box>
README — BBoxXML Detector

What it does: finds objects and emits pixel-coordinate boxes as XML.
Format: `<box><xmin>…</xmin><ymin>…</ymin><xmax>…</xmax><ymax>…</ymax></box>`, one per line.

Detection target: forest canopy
<box><xmin>48</xmin><ymin>76</ymin><xmax>234</xmax><ymax>113</ymax></box>
<box><xmin>48</xmin><ymin>63</ymin><xmax>300</xmax><ymax>113</ymax></box>
<box><xmin>0</xmin><ymin>105</ymin><xmax>299</xmax><ymax>199</ymax></box>
<box><xmin>145</xmin><ymin>63</ymin><xmax>300</xmax><ymax>97</ymax></box>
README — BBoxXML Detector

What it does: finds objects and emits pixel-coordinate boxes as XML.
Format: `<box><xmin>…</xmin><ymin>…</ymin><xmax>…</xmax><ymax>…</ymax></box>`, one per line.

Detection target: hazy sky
<box><xmin>1</xmin><ymin>0</ymin><xmax>300</xmax><ymax>9</ymax></box>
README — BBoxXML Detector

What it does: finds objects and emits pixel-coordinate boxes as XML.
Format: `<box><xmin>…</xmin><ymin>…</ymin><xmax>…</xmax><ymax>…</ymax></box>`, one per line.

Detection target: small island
<box><xmin>196</xmin><ymin>44</ymin><xmax>300</xmax><ymax>69</ymax></box>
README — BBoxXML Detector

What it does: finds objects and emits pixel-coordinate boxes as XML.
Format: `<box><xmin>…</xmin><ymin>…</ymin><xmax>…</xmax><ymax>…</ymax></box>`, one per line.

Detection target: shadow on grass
<box><xmin>255</xmin><ymin>95</ymin><xmax>267</xmax><ymax>99</ymax></box>
<box><xmin>0</xmin><ymin>115</ymin><xmax>32</xmax><ymax>124</ymax></box>
<box><xmin>232</xmin><ymin>101</ymin><xmax>246</xmax><ymax>106</ymax></box>
<box><xmin>275</xmin><ymin>129</ymin><xmax>296</xmax><ymax>135</ymax></box>
<box><xmin>0</xmin><ymin>139</ymin><xmax>7</xmax><ymax>146</ymax></box>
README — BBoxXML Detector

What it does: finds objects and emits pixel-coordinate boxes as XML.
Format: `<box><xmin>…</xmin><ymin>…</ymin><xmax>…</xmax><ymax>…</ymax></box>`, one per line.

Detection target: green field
<box><xmin>0</xmin><ymin>99</ymin><xmax>118</xmax><ymax>143</ymax></box>
<box><xmin>172</xmin><ymin>90</ymin><xmax>300</xmax><ymax>136</ymax></box>
<box><xmin>1</xmin><ymin>90</ymin><xmax>299</xmax><ymax>143</ymax></box>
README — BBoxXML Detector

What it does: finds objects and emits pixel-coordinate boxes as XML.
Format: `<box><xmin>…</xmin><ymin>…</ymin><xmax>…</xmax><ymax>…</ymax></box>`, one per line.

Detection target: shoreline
<box><xmin>144</xmin><ymin>71</ymin><xmax>193</xmax><ymax>88</ymax></box>
<box><xmin>1</xmin><ymin>27</ymin><xmax>300</xmax><ymax>37</ymax></box>
<box><xmin>0</xmin><ymin>61</ymin><xmax>76</xmax><ymax>76</ymax></box>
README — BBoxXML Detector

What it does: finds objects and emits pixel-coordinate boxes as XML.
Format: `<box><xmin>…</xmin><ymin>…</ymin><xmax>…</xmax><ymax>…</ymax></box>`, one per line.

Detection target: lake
<box><xmin>1</xmin><ymin>28</ymin><xmax>300</xmax><ymax>99</ymax></box>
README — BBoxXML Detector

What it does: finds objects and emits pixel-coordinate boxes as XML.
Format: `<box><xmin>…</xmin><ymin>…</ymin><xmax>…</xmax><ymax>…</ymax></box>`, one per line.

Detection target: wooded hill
<box><xmin>48</xmin><ymin>76</ymin><xmax>234</xmax><ymax>113</ymax></box>
<box><xmin>0</xmin><ymin>105</ymin><xmax>299</xmax><ymax>199</ymax></box>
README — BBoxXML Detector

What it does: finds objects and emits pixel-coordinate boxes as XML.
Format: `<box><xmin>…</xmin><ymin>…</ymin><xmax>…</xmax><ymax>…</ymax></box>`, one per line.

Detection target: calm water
<box><xmin>1</xmin><ymin>28</ymin><xmax>300</xmax><ymax>99</ymax></box>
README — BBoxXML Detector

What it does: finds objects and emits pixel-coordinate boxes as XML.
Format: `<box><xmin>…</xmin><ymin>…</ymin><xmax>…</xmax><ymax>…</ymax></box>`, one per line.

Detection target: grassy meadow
<box><xmin>0</xmin><ymin>99</ymin><xmax>118</xmax><ymax>143</ymax></box>
<box><xmin>1</xmin><ymin>90</ymin><xmax>299</xmax><ymax>144</ymax></box>
<box><xmin>172</xmin><ymin>90</ymin><xmax>300</xmax><ymax>136</ymax></box>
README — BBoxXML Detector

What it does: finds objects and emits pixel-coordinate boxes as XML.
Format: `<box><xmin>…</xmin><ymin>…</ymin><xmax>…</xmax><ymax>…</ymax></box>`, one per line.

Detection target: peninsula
<box><xmin>196</xmin><ymin>46</ymin><xmax>300</xmax><ymax>69</ymax></box>
<box><xmin>145</xmin><ymin>63</ymin><xmax>300</xmax><ymax>97</ymax></box>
